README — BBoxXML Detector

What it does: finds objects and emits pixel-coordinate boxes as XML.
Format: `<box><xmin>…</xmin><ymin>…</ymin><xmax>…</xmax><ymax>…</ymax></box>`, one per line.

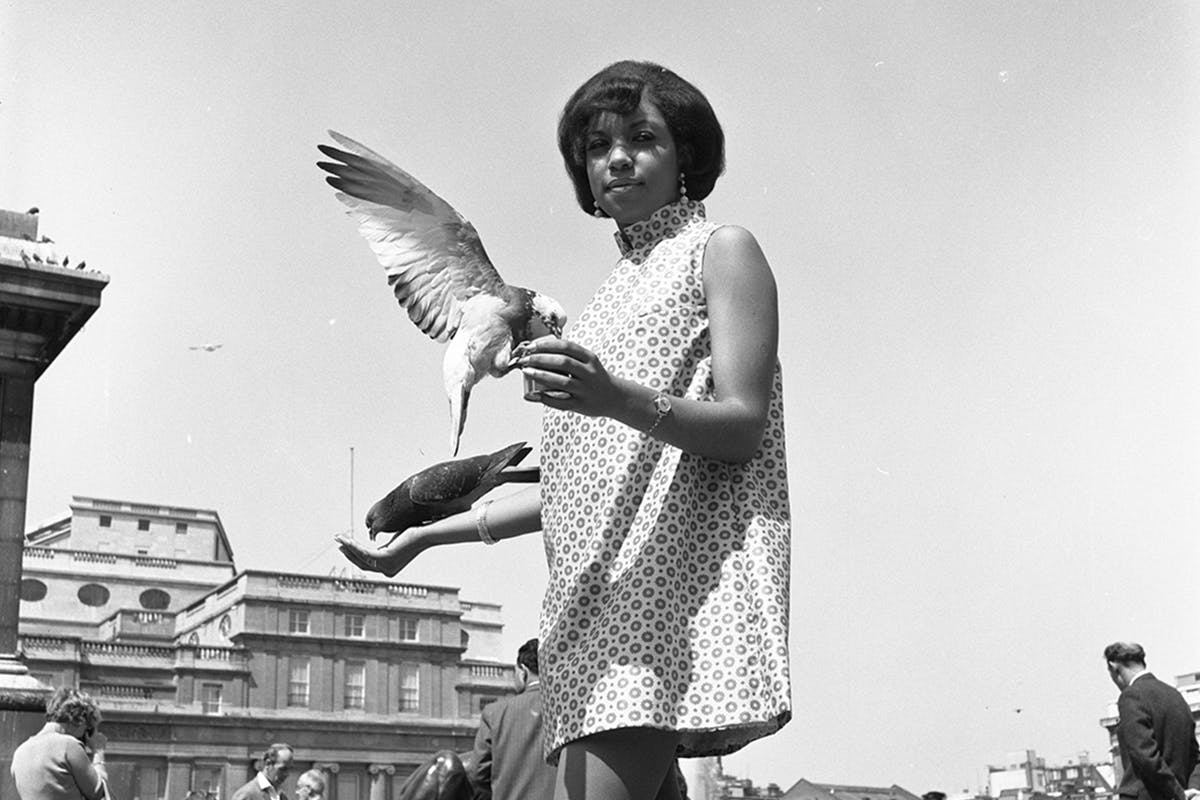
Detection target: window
<box><xmin>175</xmin><ymin>522</ymin><xmax>188</xmax><ymax>534</ymax></box>
<box><xmin>344</xmin><ymin>613</ymin><xmax>365</xmax><ymax>638</ymax></box>
<box><xmin>288</xmin><ymin>609</ymin><xmax>310</xmax><ymax>634</ymax></box>
<box><xmin>287</xmin><ymin>659</ymin><xmax>310</xmax><ymax>706</ymax></box>
<box><xmin>187</xmin><ymin>632</ymin><xmax>200</xmax><ymax>646</ymax></box>
<box><xmin>77</xmin><ymin>583</ymin><xmax>110</xmax><ymax>607</ymax></box>
<box><xmin>201</xmin><ymin>683</ymin><xmax>222</xmax><ymax>714</ymax></box>
<box><xmin>98</xmin><ymin>515</ymin><xmax>112</xmax><ymax>528</ymax></box>
<box><xmin>139</xmin><ymin>589</ymin><xmax>171</xmax><ymax>610</ymax></box>
<box><xmin>137</xmin><ymin>519</ymin><xmax>151</xmax><ymax>531</ymax></box>
<box><xmin>344</xmin><ymin>661</ymin><xmax>365</xmax><ymax>709</ymax></box>
<box><xmin>398</xmin><ymin>663</ymin><xmax>419</xmax><ymax>712</ymax></box>
<box><xmin>20</xmin><ymin>579</ymin><xmax>47</xmax><ymax>602</ymax></box>
<box><xmin>398</xmin><ymin>616</ymin><xmax>418</xmax><ymax>642</ymax></box>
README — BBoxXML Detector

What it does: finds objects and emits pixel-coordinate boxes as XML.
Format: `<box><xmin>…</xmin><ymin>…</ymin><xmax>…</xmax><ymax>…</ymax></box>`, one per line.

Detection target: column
<box><xmin>0</xmin><ymin>375</ymin><xmax>51</xmax><ymax>800</ymax></box>
<box><xmin>165</xmin><ymin>758</ymin><xmax>193</xmax><ymax>800</ymax></box>
<box><xmin>368</xmin><ymin>764</ymin><xmax>395</xmax><ymax>800</ymax></box>
<box><xmin>0</xmin><ymin>375</ymin><xmax>36</xmax><ymax>675</ymax></box>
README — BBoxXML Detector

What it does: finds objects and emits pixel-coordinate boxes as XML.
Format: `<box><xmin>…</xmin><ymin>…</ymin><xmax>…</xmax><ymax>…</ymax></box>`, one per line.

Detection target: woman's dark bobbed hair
<box><xmin>557</xmin><ymin>61</ymin><xmax>725</xmax><ymax>216</ymax></box>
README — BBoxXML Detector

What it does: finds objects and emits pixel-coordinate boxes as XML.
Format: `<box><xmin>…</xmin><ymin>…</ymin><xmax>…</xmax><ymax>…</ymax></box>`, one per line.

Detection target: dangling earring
<box><xmin>678</xmin><ymin>172</ymin><xmax>689</xmax><ymax>201</ymax></box>
<box><xmin>593</xmin><ymin>202</ymin><xmax>604</xmax><ymax>218</ymax></box>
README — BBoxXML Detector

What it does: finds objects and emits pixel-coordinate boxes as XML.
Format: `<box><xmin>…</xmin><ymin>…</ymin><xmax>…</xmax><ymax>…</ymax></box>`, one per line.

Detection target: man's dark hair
<box><xmin>557</xmin><ymin>60</ymin><xmax>725</xmax><ymax>216</ymax></box>
<box><xmin>1104</xmin><ymin>641</ymin><xmax>1146</xmax><ymax>666</ymax></box>
<box><xmin>517</xmin><ymin>638</ymin><xmax>539</xmax><ymax>675</ymax></box>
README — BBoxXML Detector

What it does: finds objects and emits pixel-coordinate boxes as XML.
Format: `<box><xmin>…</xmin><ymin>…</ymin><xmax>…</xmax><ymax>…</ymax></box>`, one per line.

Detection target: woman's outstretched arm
<box><xmin>336</xmin><ymin>485</ymin><xmax>543</xmax><ymax>577</ymax></box>
<box><xmin>520</xmin><ymin>225</ymin><xmax>779</xmax><ymax>463</ymax></box>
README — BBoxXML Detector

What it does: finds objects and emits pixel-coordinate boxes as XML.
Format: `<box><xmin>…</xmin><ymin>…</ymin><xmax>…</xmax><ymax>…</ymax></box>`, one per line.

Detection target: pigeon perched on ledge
<box><xmin>364</xmin><ymin>441</ymin><xmax>537</xmax><ymax>540</ymax></box>
<box><xmin>317</xmin><ymin>131</ymin><xmax>567</xmax><ymax>455</ymax></box>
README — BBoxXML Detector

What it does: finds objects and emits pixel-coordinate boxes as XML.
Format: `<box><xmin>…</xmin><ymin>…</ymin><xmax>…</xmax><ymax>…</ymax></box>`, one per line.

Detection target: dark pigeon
<box><xmin>365</xmin><ymin>441</ymin><xmax>537</xmax><ymax>540</ymax></box>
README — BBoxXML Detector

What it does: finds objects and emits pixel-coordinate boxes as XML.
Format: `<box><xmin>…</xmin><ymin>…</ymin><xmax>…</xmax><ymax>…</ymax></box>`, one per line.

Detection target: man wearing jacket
<box><xmin>471</xmin><ymin>639</ymin><xmax>556</xmax><ymax>800</ymax></box>
<box><xmin>232</xmin><ymin>743</ymin><xmax>295</xmax><ymax>800</ymax></box>
<box><xmin>1105</xmin><ymin>642</ymin><xmax>1200</xmax><ymax>800</ymax></box>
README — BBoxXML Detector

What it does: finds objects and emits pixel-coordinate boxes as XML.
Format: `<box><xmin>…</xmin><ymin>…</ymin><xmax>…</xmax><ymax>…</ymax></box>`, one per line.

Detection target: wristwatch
<box><xmin>644</xmin><ymin>392</ymin><xmax>672</xmax><ymax>435</ymax></box>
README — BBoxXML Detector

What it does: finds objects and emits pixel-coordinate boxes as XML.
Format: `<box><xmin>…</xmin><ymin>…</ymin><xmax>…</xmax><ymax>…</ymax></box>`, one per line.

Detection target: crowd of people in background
<box><xmin>11</xmin><ymin>640</ymin><xmax>1198</xmax><ymax>800</ymax></box>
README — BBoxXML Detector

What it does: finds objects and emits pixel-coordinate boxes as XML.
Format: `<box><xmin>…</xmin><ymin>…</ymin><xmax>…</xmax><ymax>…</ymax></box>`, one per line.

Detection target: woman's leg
<box><xmin>554</xmin><ymin>727</ymin><xmax>682</xmax><ymax>800</ymax></box>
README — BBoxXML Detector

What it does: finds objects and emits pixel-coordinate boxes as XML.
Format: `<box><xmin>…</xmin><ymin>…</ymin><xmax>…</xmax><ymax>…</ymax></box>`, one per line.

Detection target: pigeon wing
<box><xmin>409</xmin><ymin>441</ymin><xmax>531</xmax><ymax>504</ymax></box>
<box><xmin>318</xmin><ymin>131</ymin><xmax>510</xmax><ymax>343</ymax></box>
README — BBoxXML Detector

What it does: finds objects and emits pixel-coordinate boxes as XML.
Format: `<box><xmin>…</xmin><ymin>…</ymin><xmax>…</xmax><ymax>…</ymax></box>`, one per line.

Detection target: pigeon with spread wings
<box><xmin>317</xmin><ymin>131</ymin><xmax>567</xmax><ymax>455</ymax></box>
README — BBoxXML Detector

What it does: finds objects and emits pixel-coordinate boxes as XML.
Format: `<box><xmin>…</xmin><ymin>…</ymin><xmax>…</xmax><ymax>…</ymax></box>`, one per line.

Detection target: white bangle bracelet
<box><xmin>475</xmin><ymin>500</ymin><xmax>497</xmax><ymax>546</ymax></box>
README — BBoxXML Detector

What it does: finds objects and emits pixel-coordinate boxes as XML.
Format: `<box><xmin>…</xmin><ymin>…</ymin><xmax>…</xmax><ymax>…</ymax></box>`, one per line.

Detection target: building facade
<box><xmin>986</xmin><ymin>750</ymin><xmax>1114</xmax><ymax>800</ymax></box>
<box><xmin>781</xmin><ymin>779</ymin><xmax>922</xmax><ymax>800</ymax></box>
<box><xmin>18</xmin><ymin>496</ymin><xmax>515</xmax><ymax>800</ymax></box>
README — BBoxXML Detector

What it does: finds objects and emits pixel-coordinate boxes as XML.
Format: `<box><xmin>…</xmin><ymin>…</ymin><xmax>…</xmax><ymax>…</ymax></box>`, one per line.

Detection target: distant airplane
<box><xmin>188</xmin><ymin>343</ymin><xmax>223</xmax><ymax>352</ymax></box>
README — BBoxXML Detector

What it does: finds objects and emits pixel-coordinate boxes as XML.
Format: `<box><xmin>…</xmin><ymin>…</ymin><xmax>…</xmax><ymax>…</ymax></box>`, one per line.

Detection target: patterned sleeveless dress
<box><xmin>538</xmin><ymin>199</ymin><xmax>791</xmax><ymax>762</ymax></box>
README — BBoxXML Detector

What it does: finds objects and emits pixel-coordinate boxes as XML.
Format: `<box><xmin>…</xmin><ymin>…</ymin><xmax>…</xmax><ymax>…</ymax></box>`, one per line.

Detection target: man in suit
<box><xmin>232</xmin><ymin>743</ymin><xmax>295</xmax><ymax>800</ymax></box>
<box><xmin>471</xmin><ymin>639</ymin><xmax>556</xmax><ymax>800</ymax></box>
<box><xmin>1105</xmin><ymin>642</ymin><xmax>1200</xmax><ymax>800</ymax></box>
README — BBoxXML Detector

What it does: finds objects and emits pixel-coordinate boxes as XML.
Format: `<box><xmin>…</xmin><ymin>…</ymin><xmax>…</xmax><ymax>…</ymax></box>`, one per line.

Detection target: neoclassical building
<box><xmin>18</xmin><ymin>496</ymin><xmax>515</xmax><ymax>800</ymax></box>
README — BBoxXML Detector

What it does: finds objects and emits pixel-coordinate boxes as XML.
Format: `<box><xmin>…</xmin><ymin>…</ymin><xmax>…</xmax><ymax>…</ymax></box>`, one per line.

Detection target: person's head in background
<box><xmin>260</xmin><ymin>743</ymin><xmax>295</xmax><ymax>788</ymax></box>
<box><xmin>515</xmin><ymin>638</ymin><xmax>539</xmax><ymax>691</ymax></box>
<box><xmin>1103</xmin><ymin>641</ymin><xmax>1147</xmax><ymax>690</ymax></box>
<box><xmin>296</xmin><ymin>769</ymin><xmax>325</xmax><ymax>800</ymax></box>
<box><xmin>45</xmin><ymin>687</ymin><xmax>102</xmax><ymax>742</ymax></box>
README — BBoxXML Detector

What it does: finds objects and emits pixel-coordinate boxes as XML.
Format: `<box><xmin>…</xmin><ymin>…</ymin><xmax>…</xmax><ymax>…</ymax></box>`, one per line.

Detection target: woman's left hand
<box><xmin>515</xmin><ymin>336</ymin><xmax>626</xmax><ymax>418</ymax></box>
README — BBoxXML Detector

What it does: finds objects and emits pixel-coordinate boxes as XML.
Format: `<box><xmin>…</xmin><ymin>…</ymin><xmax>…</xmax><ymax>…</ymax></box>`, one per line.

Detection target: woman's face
<box><xmin>586</xmin><ymin>94</ymin><xmax>681</xmax><ymax>228</ymax></box>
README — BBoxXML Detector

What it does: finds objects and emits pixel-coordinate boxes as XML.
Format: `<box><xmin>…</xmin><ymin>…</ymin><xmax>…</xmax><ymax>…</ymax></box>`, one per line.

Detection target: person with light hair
<box><xmin>10</xmin><ymin>687</ymin><xmax>109</xmax><ymax>800</ymax></box>
<box><xmin>295</xmin><ymin>770</ymin><xmax>325</xmax><ymax>800</ymax></box>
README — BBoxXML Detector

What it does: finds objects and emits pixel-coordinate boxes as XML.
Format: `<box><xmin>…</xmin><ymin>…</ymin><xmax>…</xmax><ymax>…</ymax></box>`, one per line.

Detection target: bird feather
<box><xmin>318</xmin><ymin>131</ymin><xmax>510</xmax><ymax>344</ymax></box>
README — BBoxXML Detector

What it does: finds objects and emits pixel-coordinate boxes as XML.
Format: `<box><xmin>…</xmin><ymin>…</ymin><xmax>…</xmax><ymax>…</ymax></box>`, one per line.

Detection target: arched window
<box><xmin>77</xmin><ymin>583</ymin><xmax>110</xmax><ymax>607</ymax></box>
<box><xmin>20</xmin><ymin>579</ymin><xmax>48</xmax><ymax>602</ymax></box>
<box><xmin>139</xmin><ymin>588</ymin><xmax>171</xmax><ymax>610</ymax></box>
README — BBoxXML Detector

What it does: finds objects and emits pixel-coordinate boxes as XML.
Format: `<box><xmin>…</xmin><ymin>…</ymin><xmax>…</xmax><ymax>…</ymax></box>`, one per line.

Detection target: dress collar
<box><xmin>614</xmin><ymin>200</ymin><xmax>705</xmax><ymax>256</ymax></box>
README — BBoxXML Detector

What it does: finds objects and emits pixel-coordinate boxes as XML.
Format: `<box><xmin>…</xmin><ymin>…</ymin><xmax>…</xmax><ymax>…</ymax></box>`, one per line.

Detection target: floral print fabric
<box><xmin>538</xmin><ymin>200</ymin><xmax>792</xmax><ymax>761</ymax></box>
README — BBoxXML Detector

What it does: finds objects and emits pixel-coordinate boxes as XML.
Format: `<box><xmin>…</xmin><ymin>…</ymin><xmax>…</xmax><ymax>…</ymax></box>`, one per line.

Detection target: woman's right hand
<box><xmin>335</xmin><ymin>529</ymin><xmax>426</xmax><ymax>578</ymax></box>
<box><xmin>85</xmin><ymin>730</ymin><xmax>106</xmax><ymax>753</ymax></box>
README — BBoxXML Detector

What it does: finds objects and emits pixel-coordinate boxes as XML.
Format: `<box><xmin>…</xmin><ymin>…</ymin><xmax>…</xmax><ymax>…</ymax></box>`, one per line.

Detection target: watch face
<box><xmin>653</xmin><ymin>395</ymin><xmax>671</xmax><ymax>414</ymax></box>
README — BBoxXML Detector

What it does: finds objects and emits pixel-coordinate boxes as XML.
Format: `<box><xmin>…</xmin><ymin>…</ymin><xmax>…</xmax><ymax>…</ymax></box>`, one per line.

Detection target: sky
<box><xmin>3</xmin><ymin>0</ymin><xmax>1198</xmax><ymax>794</ymax></box>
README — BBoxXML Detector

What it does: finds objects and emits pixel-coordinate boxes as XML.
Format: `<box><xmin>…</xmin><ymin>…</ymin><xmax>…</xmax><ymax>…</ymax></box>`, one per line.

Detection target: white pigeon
<box><xmin>317</xmin><ymin>131</ymin><xmax>567</xmax><ymax>456</ymax></box>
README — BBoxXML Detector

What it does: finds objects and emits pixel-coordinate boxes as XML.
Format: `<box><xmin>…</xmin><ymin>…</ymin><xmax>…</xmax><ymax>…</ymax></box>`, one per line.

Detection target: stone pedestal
<box><xmin>0</xmin><ymin>223</ymin><xmax>107</xmax><ymax>800</ymax></box>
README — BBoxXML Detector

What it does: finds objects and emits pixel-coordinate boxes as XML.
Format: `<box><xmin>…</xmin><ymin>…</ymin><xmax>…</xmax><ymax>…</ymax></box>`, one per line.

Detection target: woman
<box><xmin>11</xmin><ymin>688</ymin><xmax>109</xmax><ymax>800</ymax></box>
<box><xmin>339</xmin><ymin>60</ymin><xmax>790</xmax><ymax>800</ymax></box>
